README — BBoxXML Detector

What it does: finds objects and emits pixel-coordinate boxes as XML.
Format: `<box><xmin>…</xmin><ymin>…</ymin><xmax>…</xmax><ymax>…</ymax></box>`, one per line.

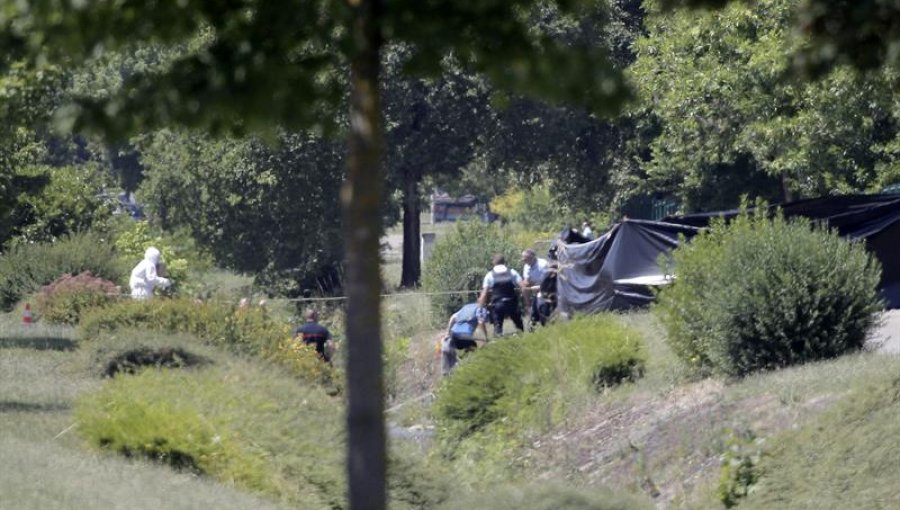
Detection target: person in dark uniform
<box><xmin>292</xmin><ymin>309</ymin><xmax>334</xmax><ymax>362</ymax></box>
<box><xmin>478</xmin><ymin>254</ymin><xmax>525</xmax><ymax>336</ymax></box>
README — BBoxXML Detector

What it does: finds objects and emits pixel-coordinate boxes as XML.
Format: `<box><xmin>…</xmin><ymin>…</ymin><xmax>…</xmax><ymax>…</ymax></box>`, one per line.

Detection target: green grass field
<box><xmin>0</xmin><ymin>318</ymin><xmax>287</xmax><ymax>510</ymax></box>
<box><xmin>4</xmin><ymin>278</ymin><xmax>900</xmax><ymax>509</ymax></box>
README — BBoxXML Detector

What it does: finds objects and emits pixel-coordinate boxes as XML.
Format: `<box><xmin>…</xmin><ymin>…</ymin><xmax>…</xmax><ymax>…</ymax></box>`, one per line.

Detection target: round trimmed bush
<box><xmin>654</xmin><ymin>208</ymin><xmax>883</xmax><ymax>376</ymax></box>
<box><xmin>422</xmin><ymin>220</ymin><xmax>519</xmax><ymax>321</ymax></box>
<box><xmin>434</xmin><ymin>315</ymin><xmax>645</xmax><ymax>441</ymax></box>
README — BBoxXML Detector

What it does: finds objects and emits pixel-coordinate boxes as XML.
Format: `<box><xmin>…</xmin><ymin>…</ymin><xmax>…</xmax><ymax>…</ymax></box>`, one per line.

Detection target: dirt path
<box><xmin>871</xmin><ymin>309</ymin><xmax>900</xmax><ymax>355</ymax></box>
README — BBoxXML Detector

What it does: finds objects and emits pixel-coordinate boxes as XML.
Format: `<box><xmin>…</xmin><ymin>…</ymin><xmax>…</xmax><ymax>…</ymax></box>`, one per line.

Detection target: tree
<box><xmin>631</xmin><ymin>0</ymin><xmax>900</xmax><ymax>211</ymax></box>
<box><xmin>383</xmin><ymin>50</ymin><xmax>492</xmax><ymax>287</ymax></box>
<box><xmin>477</xmin><ymin>0</ymin><xmax>648</xmax><ymax>218</ymax></box>
<box><xmin>138</xmin><ymin>129</ymin><xmax>345</xmax><ymax>295</ymax></box>
<box><xmin>1</xmin><ymin>2</ymin><xmax>628</xmax><ymax>509</ymax></box>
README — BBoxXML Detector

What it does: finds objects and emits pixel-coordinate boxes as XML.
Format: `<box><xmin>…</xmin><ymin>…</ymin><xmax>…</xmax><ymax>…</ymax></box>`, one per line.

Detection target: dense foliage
<box><xmin>112</xmin><ymin>220</ymin><xmax>201</xmax><ymax>296</ymax></box>
<box><xmin>5</xmin><ymin>163</ymin><xmax>115</xmax><ymax>245</ymax></box>
<box><xmin>0</xmin><ymin>233</ymin><xmax>126</xmax><ymax>311</ymax></box>
<box><xmin>654</xmin><ymin>207</ymin><xmax>883</xmax><ymax>376</ymax></box>
<box><xmin>632</xmin><ymin>0</ymin><xmax>900</xmax><ymax>212</ymax></box>
<box><xmin>137</xmin><ymin>130</ymin><xmax>344</xmax><ymax>295</ymax></box>
<box><xmin>489</xmin><ymin>186</ymin><xmax>575</xmax><ymax>233</ymax></box>
<box><xmin>421</xmin><ymin>221</ymin><xmax>520</xmax><ymax>320</ymax></box>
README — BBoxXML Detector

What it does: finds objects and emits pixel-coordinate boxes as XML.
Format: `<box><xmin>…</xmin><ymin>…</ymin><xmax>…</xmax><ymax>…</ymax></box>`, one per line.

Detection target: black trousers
<box><xmin>491</xmin><ymin>300</ymin><xmax>523</xmax><ymax>336</ymax></box>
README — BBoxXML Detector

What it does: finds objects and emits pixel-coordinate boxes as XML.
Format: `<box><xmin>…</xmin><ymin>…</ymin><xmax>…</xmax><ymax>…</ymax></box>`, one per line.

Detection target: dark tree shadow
<box><xmin>0</xmin><ymin>336</ymin><xmax>77</xmax><ymax>351</ymax></box>
<box><xmin>104</xmin><ymin>347</ymin><xmax>211</xmax><ymax>377</ymax></box>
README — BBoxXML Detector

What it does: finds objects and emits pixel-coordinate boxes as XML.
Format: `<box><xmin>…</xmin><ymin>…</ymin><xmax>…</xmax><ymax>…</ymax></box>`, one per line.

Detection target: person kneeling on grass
<box><xmin>441</xmin><ymin>302</ymin><xmax>490</xmax><ymax>376</ymax></box>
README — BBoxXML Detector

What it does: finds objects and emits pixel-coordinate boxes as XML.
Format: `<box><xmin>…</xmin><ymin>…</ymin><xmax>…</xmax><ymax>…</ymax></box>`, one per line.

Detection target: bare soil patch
<box><xmin>523</xmin><ymin>379</ymin><xmax>841</xmax><ymax>508</ymax></box>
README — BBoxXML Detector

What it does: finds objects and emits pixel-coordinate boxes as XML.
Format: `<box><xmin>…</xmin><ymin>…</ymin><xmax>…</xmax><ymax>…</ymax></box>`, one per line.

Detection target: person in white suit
<box><xmin>129</xmin><ymin>247</ymin><xmax>171</xmax><ymax>299</ymax></box>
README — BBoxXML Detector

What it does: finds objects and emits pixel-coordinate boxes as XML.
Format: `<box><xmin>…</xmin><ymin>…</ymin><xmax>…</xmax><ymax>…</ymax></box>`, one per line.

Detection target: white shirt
<box><xmin>482</xmin><ymin>264</ymin><xmax>523</xmax><ymax>289</ymax></box>
<box><xmin>582</xmin><ymin>226</ymin><xmax>594</xmax><ymax>240</ymax></box>
<box><xmin>522</xmin><ymin>257</ymin><xmax>550</xmax><ymax>286</ymax></box>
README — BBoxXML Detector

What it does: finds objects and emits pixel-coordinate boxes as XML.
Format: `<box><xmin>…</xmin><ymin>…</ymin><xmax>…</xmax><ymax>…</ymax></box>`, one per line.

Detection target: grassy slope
<box><xmin>0</xmin><ymin>318</ymin><xmax>286</xmax><ymax>510</ymax></box>
<box><xmin>739</xmin><ymin>373</ymin><xmax>900</xmax><ymax>509</ymax></box>
<box><xmin>5</xmin><ymin>270</ymin><xmax>899</xmax><ymax>510</ymax></box>
<box><xmin>421</xmin><ymin>311</ymin><xmax>900</xmax><ymax>509</ymax></box>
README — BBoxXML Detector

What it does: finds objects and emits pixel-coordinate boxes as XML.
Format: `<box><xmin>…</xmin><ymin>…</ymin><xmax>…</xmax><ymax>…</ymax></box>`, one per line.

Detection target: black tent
<box><xmin>555</xmin><ymin>219</ymin><xmax>701</xmax><ymax>314</ymax></box>
<box><xmin>555</xmin><ymin>194</ymin><xmax>900</xmax><ymax>314</ymax></box>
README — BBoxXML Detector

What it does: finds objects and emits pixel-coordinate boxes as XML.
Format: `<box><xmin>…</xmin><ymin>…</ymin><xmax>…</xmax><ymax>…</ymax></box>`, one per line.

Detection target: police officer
<box><xmin>478</xmin><ymin>254</ymin><xmax>525</xmax><ymax>336</ymax></box>
<box><xmin>441</xmin><ymin>302</ymin><xmax>489</xmax><ymax>375</ymax></box>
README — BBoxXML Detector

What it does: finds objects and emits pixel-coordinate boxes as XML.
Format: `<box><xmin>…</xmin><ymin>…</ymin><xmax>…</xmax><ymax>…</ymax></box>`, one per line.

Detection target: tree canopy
<box><xmin>632</xmin><ymin>0</ymin><xmax>900</xmax><ymax>211</ymax></box>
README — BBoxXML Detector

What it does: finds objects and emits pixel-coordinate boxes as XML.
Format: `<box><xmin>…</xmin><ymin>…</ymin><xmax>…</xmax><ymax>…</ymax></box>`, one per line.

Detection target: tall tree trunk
<box><xmin>400</xmin><ymin>168</ymin><xmax>421</xmax><ymax>288</ymax></box>
<box><xmin>345</xmin><ymin>1</ymin><xmax>386</xmax><ymax>509</ymax></box>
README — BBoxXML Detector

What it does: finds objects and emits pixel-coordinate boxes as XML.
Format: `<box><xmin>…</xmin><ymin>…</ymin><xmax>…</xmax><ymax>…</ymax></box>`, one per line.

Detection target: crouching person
<box><xmin>441</xmin><ymin>302</ymin><xmax>490</xmax><ymax>376</ymax></box>
<box><xmin>293</xmin><ymin>309</ymin><xmax>335</xmax><ymax>363</ymax></box>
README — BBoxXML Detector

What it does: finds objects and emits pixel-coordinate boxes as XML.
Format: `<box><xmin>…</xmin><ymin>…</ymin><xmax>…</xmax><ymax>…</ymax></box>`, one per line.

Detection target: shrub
<box><xmin>113</xmin><ymin>221</ymin><xmax>202</xmax><ymax>296</ymax></box>
<box><xmin>76</xmin><ymin>367</ymin><xmax>331</xmax><ymax>504</ymax></box>
<box><xmin>78</xmin><ymin>298</ymin><xmax>340</xmax><ymax>389</ymax></box>
<box><xmin>79</xmin><ymin>299</ymin><xmax>286</xmax><ymax>354</ymax></box>
<box><xmin>489</xmin><ymin>186</ymin><xmax>570</xmax><ymax>233</ymax></box>
<box><xmin>654</xmin><ymin>206</ymin><xmax>883</xmax><ymax>376</ymax></box>
<box><xmin>268</xmin><ymin>338</ymin><xmax>342</xmax><ymax>392</ymax></box>
<box><xmin>7</xmin><ymin>163</ymin><xmax>116</xmax><ymax>245</ymax></box>
<box><xmin>434</xmin><ymin>314</ymin><xmax>645</xmax><ymax>441</ymax></box>
<box><xmin>75</xmin><ymin>362</ymin><xmax>449</xmax><ymax>509</ymax></box>
<box><xmin>0</xmin><ymin>232</ymin><xmax>126</xmax><ymax>311</ymax></box>
<box><xmin>35</xmin><ymin>272</ymin><xmax>121</xmax><ymax>325</ymax></box>
<box><xmin>718</xmin><ymin>429</ymin><xmax>763</xmax><ymax>508</ymax></box>
<box><xmin>436</xmin><ymin>483</ymin><xmax>654</xmax><ymax>510</ymax></box>
<box><xmin>422</xmin><ymin>221</ymin><xmax>520</xmax><ymax>321</ymax></box>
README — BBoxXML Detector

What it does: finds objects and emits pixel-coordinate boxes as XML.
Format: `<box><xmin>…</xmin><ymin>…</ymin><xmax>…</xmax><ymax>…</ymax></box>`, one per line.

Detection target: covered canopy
<box><xmin>555</xmin><ymin>219</ymin><xmax>701</xmax><ymax>314</ymax></box>
<box><xmin>555</xmin><ymin>194</ymin><xmax>900</xmax><ymax>314</ymax></box>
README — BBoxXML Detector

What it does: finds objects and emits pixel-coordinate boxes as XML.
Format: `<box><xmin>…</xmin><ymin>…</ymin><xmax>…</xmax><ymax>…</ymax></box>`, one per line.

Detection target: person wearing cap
<box><xmin>581</xmin><ymin>220</ymin><xmax>594</xmax><ymax>240</ymax></box>
<box><xmin>129</xmin><ymin>247</ymin><xmax>172</xmax><ymax>299</ymax></box>
<box><xmin>293</xmin><ymin>309</ymin><xmax>335</xmax><ymax>362</ymax></box>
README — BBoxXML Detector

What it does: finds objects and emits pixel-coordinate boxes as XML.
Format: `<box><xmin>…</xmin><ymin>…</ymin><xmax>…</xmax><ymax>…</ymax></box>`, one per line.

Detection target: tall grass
<box><xmin>75</xmin><ymin>356</ymin><xmax>448</xmax><ymax>509</ymax></box>
<box><xmin>0</xmin><ymin>232</ymin><xmax>127</xmax><ymax>311</ymax></box>
<box><xmin>0</xmin><ymin>321</ymin><xmax>289</xmax><ymax>510</ymax></box>
<box><xmin>0</xmin><ymin>437</ymin><xmax>287</xmax><ymax>510</ymax></box>
<box><xmin>437</xmin><ymin>483</ymin><xmax>654</xmax><ymax>510</ymax></box>
<box><xmin>739</xmin><ymin>373</ymin><xmax>900</xmax><ymax>509</ymax></box>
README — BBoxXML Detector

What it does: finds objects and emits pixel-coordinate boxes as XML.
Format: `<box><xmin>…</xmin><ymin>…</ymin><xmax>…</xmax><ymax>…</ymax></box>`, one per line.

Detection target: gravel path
<box><xmin>871</xmin><ymin>309</ymin><xmax>900</xmax><ymax>355</ymax></box>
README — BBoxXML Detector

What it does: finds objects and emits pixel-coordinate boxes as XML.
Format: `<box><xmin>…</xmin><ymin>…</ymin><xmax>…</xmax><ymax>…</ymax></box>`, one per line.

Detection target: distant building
<box><xmin>430</xmin><ymin>193</ymin><xmax>481</xmax><ymax>223</ymax></box>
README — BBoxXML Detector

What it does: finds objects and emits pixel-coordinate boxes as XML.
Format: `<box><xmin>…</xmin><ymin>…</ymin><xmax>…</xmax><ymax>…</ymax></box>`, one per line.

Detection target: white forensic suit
<box><xmin>129</xmin><ymin>247</ymin><xmax>171</xmax><ymax>299</ymax></box>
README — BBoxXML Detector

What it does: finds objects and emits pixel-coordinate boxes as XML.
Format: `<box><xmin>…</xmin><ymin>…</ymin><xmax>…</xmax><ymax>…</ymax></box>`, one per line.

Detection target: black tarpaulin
<box><xmin>556</xmin><ymin>219</ymin><xmax>702</xmax><ymax>314</ymax></box>
<box><xmin>555</xmin><ymin>194</ymin><xmax>900</xmax><ymax>314</ymax></box>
